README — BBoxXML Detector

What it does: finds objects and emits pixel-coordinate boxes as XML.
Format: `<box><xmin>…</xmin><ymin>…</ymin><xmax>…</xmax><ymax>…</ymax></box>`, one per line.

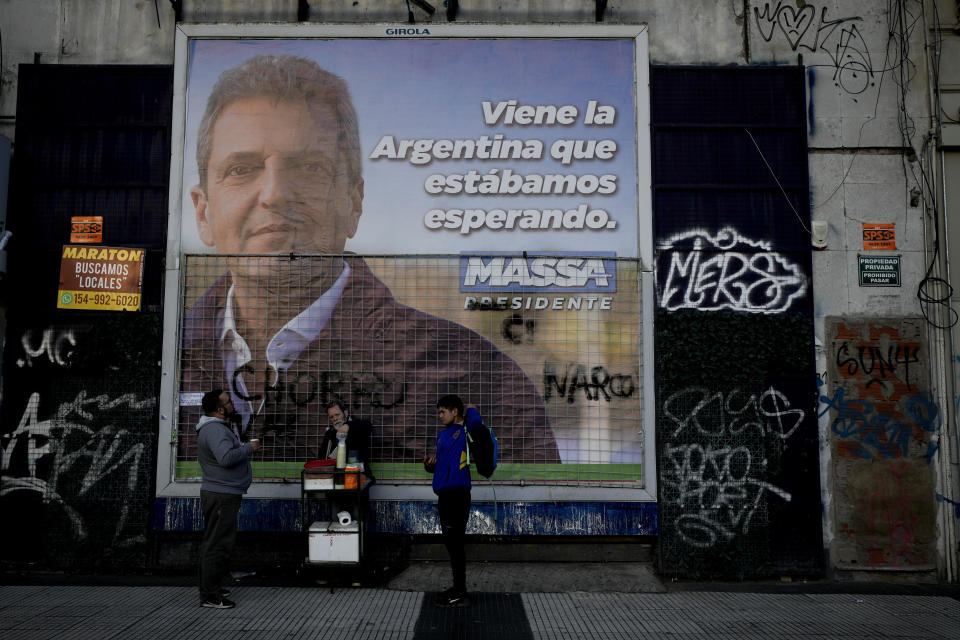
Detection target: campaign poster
<box><xmin>172</xmin><ymin>29</ymin><xmax>650</xmax><ymax>487</ymax></box>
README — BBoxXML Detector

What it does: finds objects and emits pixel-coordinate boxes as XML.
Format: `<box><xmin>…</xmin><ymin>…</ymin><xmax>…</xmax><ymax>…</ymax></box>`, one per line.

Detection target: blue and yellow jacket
<box><xmin>432</xmin><ymin>407</ymin><xmax>484</xmax><ymax>495</ymax></box>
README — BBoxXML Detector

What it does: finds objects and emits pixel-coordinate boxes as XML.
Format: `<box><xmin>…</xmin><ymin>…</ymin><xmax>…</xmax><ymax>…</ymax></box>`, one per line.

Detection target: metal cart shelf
<box><xmin>300</xmin><ymin>468</ymin><xmax>371</xmax><ymax>570</ymax></box>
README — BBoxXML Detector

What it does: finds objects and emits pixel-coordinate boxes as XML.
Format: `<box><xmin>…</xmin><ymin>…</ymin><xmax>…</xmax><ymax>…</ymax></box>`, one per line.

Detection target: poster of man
<box><xmin>174</xmin><ymin>34</ymin><xmax>647</xmax><ymax>482</ymax></box>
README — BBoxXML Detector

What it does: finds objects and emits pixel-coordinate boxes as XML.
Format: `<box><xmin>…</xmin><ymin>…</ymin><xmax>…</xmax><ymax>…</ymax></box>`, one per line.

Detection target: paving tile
<box><xmin>0</xmin><ymin>614</ymin><xmax>35</xmax><ymax>629</ymax></box>
<box><xmin>2</xmin><ymin>630</ymin><xmax>84</xmax><ymax>640</ymax></box>
<box><xmin>42</xmin><ymin>604</ymin><xmax>106</xmax><ymax>617</ymax></box>
<box><xmin>0</xmin><ymin>605</ymin><xmax>59</xmax><ymax>618</ymax></box>
<box><xmin>241</xmin><ymin>632</ymin><xmax>301</xmax><ymax>640</ymax></box>
<box><xmin>111</xmin><ymin>627</ymin><xmax>181</xmax><ymax>640</ymax></box>
<box><xmin>11</xmin><ymin>615</ymin><xmax>85</xmax><ymax>630</ymax></box>
<box><xmin>69</xmin><ymin>615</ymin><xmax>143</xmax><ymax>630</ymax></box>
<box><xmin>50</xmin><ymin>628</ymin><xmax>126</xmax><ymax>640</ymax></box>
<box><xmin>895</xmin><ymin>613</ymin><xmax>960</xmax><ymax>639</ymax></box>
<box><xmin>0</xmin><ymin>587</ymin><xmax>45</xmax><ymax>608</ymax></box>
<box><xmin>1</xmin><ymin>585</ymin><xmax>960</xmax><ymax>640</ymax></box>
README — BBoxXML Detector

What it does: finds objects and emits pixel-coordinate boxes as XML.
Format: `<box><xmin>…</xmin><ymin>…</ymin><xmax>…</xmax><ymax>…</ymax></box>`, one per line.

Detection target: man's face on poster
<box><xmin>191</xmin><ymin>96</ymin><xmax>363</xmax><ymax>261</ymax></box>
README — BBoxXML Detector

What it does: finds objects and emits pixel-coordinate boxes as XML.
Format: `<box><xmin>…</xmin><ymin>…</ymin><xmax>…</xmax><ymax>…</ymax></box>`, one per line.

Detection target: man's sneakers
<box><xmin>201</xmin><ymin>597</ymin><xmax>235</xmax><ymax>609</ymax></box>
<box><xmin>219</xmin><ymin>588</ymin><xmax>231</xmax><ymax>598</ymax></box>
<box><xmin>433</xmin><ymin>588</ymin><xmax>469</xmax><ymax>607</ymax></box>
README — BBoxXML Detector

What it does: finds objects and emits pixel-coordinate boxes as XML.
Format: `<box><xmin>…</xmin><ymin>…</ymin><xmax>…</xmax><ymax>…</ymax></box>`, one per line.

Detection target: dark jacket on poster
<box><xmin>179</xmin><ymin>257</ymin><xmax>558</xmax><ymax>466</ymax></box>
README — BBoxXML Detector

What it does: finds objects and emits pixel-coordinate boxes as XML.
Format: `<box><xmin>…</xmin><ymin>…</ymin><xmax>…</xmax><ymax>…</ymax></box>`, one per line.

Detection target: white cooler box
<box><xmin>303</xmin><ymin>474</ymin><xmax>334</xmax><ymax>490</ymax></box>
<box><xmin>308</xmin><ymin>521</ymin><xmax>360</xmax><ymax>563</ymax></box>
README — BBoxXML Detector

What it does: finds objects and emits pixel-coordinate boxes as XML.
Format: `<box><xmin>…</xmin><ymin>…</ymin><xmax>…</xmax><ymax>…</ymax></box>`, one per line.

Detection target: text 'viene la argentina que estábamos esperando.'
<box><xmin>369</xmin><ymin>100</ymin><xmax>624</xmax><ymax>235</ymax></box>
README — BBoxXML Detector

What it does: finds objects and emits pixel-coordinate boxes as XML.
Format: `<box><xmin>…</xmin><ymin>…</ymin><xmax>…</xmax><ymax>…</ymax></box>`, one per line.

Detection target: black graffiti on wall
<box><xmin>543</xmin><ymin>362</ymin><xmax>635</xmax><ymax>403</ymax></box>
<box><xmin>753</xmin><ymin>1</ymin><xmax>875</xmax><ymax>97</ymax></box>
<box><xmin>230</xmin><ymin>366</ymin><xmax>406</xmax><ymax>411</ymax></box>
<box><xmin>501</xmin><ymin>313</ymin><xmax>537</xmax><ymax>344</ymax></box>
<box><xmin>834</xmin><ymin>341</ymin><xmax>921</xmax><ymax>393</ymax></box>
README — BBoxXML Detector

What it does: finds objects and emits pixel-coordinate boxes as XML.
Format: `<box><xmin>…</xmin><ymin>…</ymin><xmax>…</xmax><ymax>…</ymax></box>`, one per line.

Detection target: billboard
<box><xmin>163</xmin><ymin>25</ymin><xmax>653</xmax><ymax>495</ymax></box>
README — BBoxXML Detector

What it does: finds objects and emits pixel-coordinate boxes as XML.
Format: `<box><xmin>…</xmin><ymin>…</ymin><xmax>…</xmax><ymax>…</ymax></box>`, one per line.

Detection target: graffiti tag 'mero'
<box><xmin>657</xmin><ymin>227</ymin><xmax>806</xmax><ymax>314</ymax></box>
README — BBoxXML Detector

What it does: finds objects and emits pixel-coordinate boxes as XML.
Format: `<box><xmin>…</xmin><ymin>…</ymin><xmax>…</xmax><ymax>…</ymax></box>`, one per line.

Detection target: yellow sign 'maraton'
<box><xmin>57</xmin><ymin>245</ymin><xmax>146</xmax><ymax>311</ymax></box>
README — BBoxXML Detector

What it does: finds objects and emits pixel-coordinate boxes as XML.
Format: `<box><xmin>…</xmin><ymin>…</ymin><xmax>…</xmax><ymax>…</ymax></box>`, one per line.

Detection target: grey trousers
<box><xmin>199</xmin><ymin>490</ymin><xmax>242</xmax><ymax>601</ymax></box>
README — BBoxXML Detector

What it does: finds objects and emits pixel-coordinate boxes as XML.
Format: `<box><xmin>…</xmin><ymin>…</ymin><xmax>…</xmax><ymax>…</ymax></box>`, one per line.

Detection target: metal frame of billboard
<box><xmin>156</xmin><ymin>23</ymin><xmax>655</xmax><ymax>503</ymax></box>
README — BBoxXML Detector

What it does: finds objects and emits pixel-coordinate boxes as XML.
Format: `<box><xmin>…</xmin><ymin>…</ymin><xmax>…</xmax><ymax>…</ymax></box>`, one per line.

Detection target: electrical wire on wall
<box><xmin>887</xmin><ymin>0</ymin><xmax>959</xmax><ymax>328</ymax></box>
<box><xmin>808</xmin><ymin>1</ymin><xmax>955</xmax><ymax>328</ymax></box>
<box><xmin>810</xmin><ymin>5</ymin><xmax>901</xmax><ymax>213</ymax></box>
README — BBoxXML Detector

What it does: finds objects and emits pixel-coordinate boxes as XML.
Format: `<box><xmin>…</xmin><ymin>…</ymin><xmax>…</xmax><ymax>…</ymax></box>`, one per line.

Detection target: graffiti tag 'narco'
<box><xmin>543</xmin><ymin>362</ymin><xmax>635</xmax><ymax>403</ymax></box>
<box><xmin>658</xmin><ymin>228</ymin><xmax>806</xmax><ymax>314</ymax></box>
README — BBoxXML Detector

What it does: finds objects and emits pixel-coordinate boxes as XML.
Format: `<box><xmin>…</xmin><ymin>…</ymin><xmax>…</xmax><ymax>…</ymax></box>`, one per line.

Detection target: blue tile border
<box><xmin>151</xmin><ymin>498</ymin><xmax>659</xmax><ymax>535</ymax></box>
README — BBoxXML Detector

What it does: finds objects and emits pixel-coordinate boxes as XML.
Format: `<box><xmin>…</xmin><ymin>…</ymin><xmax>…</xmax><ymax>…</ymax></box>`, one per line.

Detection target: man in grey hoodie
<box><xmin>197</xmin><ymin>389</ymin><xmax>261</xmax><ymax>609</ymax></box>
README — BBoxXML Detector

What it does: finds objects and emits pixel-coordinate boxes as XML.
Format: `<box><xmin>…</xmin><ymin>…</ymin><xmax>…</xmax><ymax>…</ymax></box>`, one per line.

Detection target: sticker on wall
<box><xmin>862</xmin><ymin>223</ymin><xmax>895</xmax><ymax>250</ymax></box>
<box><xmin>858</xmin><ymin>255</ymin><xmax>901</xmax><ymax>287</ymax></box>
<box><xmin>70</xmin><ymin>216</ymin><xmax>103</xmax><ymax>243</ymax></box>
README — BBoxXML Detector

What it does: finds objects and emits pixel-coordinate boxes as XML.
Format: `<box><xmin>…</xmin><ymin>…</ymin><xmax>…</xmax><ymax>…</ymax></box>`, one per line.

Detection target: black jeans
<box><xmin>199</xmin><ymin>490</ymin><xmax>242</xmax><ymax>601</ymax></box>
<box><xmin>437</xmin><ymin>487</ymin><xmax>471</xmax><ymax>592</ymax></box>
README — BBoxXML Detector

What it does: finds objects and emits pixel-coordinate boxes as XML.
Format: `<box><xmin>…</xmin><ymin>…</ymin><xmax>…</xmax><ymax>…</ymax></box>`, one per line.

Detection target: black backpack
<box><xmin>465</xmin><ymin>422</ymin><xmax>498</xmax><ymax>478</ymax></box>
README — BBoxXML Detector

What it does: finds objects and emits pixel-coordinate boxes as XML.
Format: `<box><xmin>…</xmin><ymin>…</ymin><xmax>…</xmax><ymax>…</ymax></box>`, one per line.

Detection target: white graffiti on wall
<box><xmin>662</xmin><ymin>386</ymin><xmax>805</xmax><ymax>441</ymax></box>
<box><xmin>660</xmin><ymin>442</ymin><xmax>792</xmax><ymax>548</ymax></box>
<box><xmin>0</xmin><ymin>390</ymin><xmax>156</xmax><ymax>542</ymax></box>
<box><xmin>17</xmin><ymin>327</ymin><xmax>78</xmax><ymax>368</ymax></box>
<box><xmin>660</xmin><ymin>385</ymin><xmax>803</xmax><ymax>548</ymax></box>
<box><xmin>658</xmin><ymin>228</ymin><xmax>806</xmax><ymax>313</ymax></box>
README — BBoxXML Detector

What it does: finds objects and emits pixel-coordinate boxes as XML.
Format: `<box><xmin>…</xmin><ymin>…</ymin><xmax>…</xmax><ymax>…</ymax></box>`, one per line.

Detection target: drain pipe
<box><xmin>922</xmin><ymin>0</ymin><xmax>958</xmax><ymax>584</ymax></box>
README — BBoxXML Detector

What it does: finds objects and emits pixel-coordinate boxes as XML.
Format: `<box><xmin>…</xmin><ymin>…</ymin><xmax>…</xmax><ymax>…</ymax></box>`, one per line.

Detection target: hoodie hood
<box><xmin>196</xmin><ymin>415</ymin><xmax>227</xmax><ymax>431</ymax></box>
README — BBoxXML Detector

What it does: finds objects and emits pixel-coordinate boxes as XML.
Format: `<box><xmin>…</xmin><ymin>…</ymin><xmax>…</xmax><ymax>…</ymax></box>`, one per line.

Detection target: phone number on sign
<box><xmin>73</xmin><ymin>292</ymin><xmax>140</xmax><ymax>307</ymax></box>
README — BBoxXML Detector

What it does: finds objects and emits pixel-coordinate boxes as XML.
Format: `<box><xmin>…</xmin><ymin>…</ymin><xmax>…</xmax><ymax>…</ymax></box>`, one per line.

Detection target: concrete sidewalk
<box><xmin>2</xmin><ymin>573</ymin><xmax>960</xmax><ymax>640</ymax></box>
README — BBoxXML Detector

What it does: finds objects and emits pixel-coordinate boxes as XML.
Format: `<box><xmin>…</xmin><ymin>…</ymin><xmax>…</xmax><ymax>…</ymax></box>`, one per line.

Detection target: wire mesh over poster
<box><xmin>176</xmin><ymin>253</ymin><xmax>644</xmax><ymax>487</ymax></box>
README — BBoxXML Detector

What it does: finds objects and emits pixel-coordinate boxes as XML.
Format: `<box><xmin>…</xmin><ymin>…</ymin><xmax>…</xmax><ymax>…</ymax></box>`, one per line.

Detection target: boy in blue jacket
<box><xmin>423</xmin><ymin>394</ymin><xmax>483</xmax><ymax>607</ymax></box>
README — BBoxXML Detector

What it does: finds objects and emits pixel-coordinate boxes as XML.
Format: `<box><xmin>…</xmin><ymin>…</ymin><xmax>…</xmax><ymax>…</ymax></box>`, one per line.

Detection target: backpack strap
<box><xmin>463</xmin><ymin>425</ymin><xmax>473</xmax><ymax>467</ymax></box>
<box><xmin>464</xmin><ymin>424</ymin><xmax>497</xmax><ymax>531</ymax></box>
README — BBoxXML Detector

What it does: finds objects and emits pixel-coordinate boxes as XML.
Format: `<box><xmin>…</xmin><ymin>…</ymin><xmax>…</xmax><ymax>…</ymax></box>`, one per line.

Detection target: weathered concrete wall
<box><xmin>0</xmin><ymin>0</ymin><xmax>175</xmax><ymax>140</ymax></box>
<box><xmin>824</xmin><ymin>317</ymin><xmax>939</xmax><ymax>572</ymax></box>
